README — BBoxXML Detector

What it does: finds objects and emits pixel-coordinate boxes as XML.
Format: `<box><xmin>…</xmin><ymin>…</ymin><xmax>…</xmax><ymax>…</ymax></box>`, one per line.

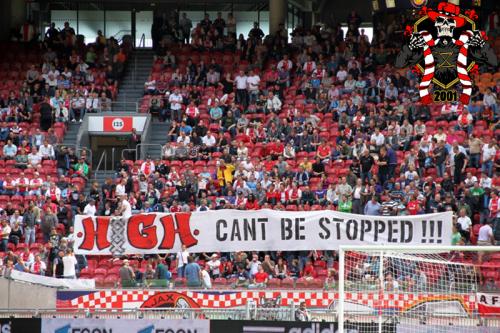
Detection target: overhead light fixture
<box><xmin>385</xmin><ymin>0</ymin><xmax>396</xmax><ymax>8</ymax></box>
<box><xmin>372</xmin><ymin>0</ymin><xmax>380</xmax><ymax>11</ymax></box>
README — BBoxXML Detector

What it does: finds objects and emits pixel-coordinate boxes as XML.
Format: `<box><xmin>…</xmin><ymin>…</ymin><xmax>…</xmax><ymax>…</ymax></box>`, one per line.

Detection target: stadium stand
<box><xmin>0</xmin><ymin>10</ymin><xmax>499</xmax><ymax>295</ymax></box>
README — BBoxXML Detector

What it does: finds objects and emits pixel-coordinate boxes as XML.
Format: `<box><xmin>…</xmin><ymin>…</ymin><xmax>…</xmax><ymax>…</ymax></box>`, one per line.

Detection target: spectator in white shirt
<box><xmin>70</xmin><ymin>92</ymin><xmax>86</xmax><ymax>122</ymax></box>
<box><xmin>116</xmin><ymin>178</ymin><xmax>127</xmax><ymax>196</ymax></box>
<box><xmin>83</xmin><ymin>199</ymin><xmax>97</xmax><ymax>216</ymax></box>
<box><xmin>39</xmin><ymin>140</ymin><xmax>55</xmax><ymax>160</ymax></box>
<box><xmin>202</xmin><ymin>133</ymin><xmax>216</xmax><ymax>151</ymax></box>
<box><xmin>169</xmin><ymin>88</ymin><xmax>184</xmax><ymax>122</ymax></box>
<box><xmin>477</xmin><ymin>220</ymin><xmax>495</xmax><ymax>263</ymax></box>
<box><xmin>140</xmin><ymin>158</ymin><xmax>156</xmax><ymax>177</ymax></box>
<box><xmin>456</xmin><ymin>208</ymin><xmax>472</xmax><ymax>241</ymax></box>
<box><xmin>246</xmin><ymin>69</ymin><xmax>260</xmax><ymax>105</ymax></box>
<box><xmin>27</xmin><ymin>147</ymin><xmax>42</xmax><ymax>168</ymax></box>
<box><xmin>370</xmin><ymin>128</ymin><xmax>385</xmax><ymax>147</ymax></box>
<box><xmin>277</xmin><ymin>54</ymin><xmax>293</xmax><ymax>72</ymax></box>
<box><xmin>483</xmin><ymin>88</ymin><xmax>497</xmax><ymax>114</ymax></box>
<box><xmin>85</xmin><ymin>92</ymin><xmax>100</xmax><ymax>113</ymax></box>
<box><xmin>62</xmin><ymin>249</ymin><xmax>78</xmax><ymax>279</ymax></box>
<box><xmin>482</xmin><ymin>142</ymin><xmax>496</xmax><ymax>177</ymax></box>
<box><xmin>176</xmin><ymin>132</ymin><xmax>191</xmax><ymax>145</ymax></box>
<box><xmin>118</xmin><ymin>194</ymin><xmax>132</xmax><ymax>219</ymax></box>
<box><xmin>479</xmin><ymin>173</ymin><xmax>492</xmax><ymax>189</ymax></box>
<box><xmin>206</xmin><ymin>254</ymin><xmax>221</xmax><ymax>278</ymax></box>
<box><xmin>266</xmin><ymin>91</ymin><xmax>282</xmax><ymax>113</ymax></box>
<box><xmin>235</xmin><ymin>70</ymin><xmax>248</xmax><ymax>106</ymax></box>
<box><xmin>302</xmin><ymin>56</ymin><xmax>316</xmax><ymax>74</ymax></box>
<box><xmin>336</xmin><ymin>65</ymin><xmax>348</xmax><ymax>82</ymax></box>
<box><xmin>29</xmin><ymin>172</ymin><xmax>44</xmax><ymax>195</ymax></box>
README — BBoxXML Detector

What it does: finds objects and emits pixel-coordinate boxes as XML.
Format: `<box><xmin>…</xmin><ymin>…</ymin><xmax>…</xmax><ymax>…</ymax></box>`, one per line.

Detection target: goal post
<box><xmin>337</xmin><ymin>245</ymin><xmax>500</xmax><ymax>333</ymax></box>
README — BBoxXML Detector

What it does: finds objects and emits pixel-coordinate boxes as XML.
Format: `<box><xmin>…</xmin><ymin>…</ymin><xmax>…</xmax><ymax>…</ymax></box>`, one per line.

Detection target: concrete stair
<box><xmin>144</xmin><ymin>121</ymin><xmax>170</xmax><ymax>159</ymax></box>
<box><xmin>113</xmin><ymin>49</ymin><xmax>155</xmax><ymax>112</ymax></box>
<box><xmin>61</xmin><ymin>123</ymin><xmax>81</xmax><ymax>147</ymax></box>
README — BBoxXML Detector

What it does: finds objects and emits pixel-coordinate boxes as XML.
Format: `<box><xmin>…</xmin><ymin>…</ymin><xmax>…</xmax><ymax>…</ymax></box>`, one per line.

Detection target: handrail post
<box><xmin>134</xmin><ymin>52</ymin><xmax>137</xmax><ymax>89</ymax></box>
<box><xmin>111</xmin><ymin>147</ymin><xmax>115</xmax><ymax>172</ymax></box>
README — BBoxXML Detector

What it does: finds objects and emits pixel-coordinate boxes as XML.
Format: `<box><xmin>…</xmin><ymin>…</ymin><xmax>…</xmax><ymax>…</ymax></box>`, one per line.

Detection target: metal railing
<box><xmin>93</xmin><ymin>148</ymin><xmax>115</xmax><ymax>180</ymax></box>
<box><xmin>55</xmin><ymin>144</ymin><xmax>93</xmax><ymax>167</ymax></box>
<box><xmin>110</xmin><ymin>101</ymin><xmax>139</xmax><ymax>112</ymax></box>
<box><xmin>112</xmin><ymin>29</ymin><xmax>133</xmax><ymax>44</ymax></box>
<box><xmin>0</xmin><ymin>306</ymin><xmax>296</xmax><ymax>321</ymax></box>
<box><xmin>133</xmin><ymin>34</ymin><xmax>148</xmax><ymax>89</ymax></box>
<box><xmin>1</xmin><ymin>308</ymin><xmax>498</xmax><ymax>328</ymax></box>
<box><xmin>135</xmin><ymin>143</ymin><xmax>163</xmax><ymax>160</ymax></box>
<box><xmin>138</xmin><ymin>33</ymin><xmax>146</xmax><ymax>48</ymax></box>
<box><xmin>121</xmin><ymin>148</ymin><xmax>137</xmax><ymax>161</ymax></box>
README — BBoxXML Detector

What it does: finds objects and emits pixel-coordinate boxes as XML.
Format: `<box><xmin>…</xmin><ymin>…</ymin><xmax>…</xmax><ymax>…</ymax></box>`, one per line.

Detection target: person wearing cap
<box><xmin>119</xmin><ymin>259</ymin><xmax>135</xmax><ymax>285</ymax></box>
<box><xmin>206</xmin><ymin>254</ymin><xmax>221</xmax><ymax>279</ymax></box>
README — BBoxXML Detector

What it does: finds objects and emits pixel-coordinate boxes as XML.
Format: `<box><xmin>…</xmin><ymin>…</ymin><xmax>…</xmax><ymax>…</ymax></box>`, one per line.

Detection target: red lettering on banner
<box><xmin>159</xmin><ymin>213</ymin><xmax>198</xmax><ymax>249</ymax></box>
<box><xmin>78</xmin><ymin>217</ymin><xmax>111</xmax><ymax>250</ymax></box>
<box><xmin>127</xmin><ymin>214</ymin><xmax>158</xmax><ymax>249</ymax></box>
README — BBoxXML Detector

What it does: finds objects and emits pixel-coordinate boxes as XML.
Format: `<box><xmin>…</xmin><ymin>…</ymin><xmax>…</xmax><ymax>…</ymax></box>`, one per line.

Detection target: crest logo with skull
<box><xmin>435</xmin><ymin>16</ymin><xmax>456</xmax><ymax>38</ymax></box>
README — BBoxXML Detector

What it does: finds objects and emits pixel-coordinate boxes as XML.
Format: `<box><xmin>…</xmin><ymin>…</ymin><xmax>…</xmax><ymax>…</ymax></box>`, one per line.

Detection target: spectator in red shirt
<box><xmin>301</xmin><ymin>260</ymin><xmax>317</xmax><ymax>280</ymax></box>
<box><xmin>317</xmin><ymin>139</ymin><xmax>331</xmax><ymax>162</ymax></box>
<box><xmin>268</xmin><ymin>138</ymin><xmax>284</xmax><ymax>159</ymax></box>
<box><xmin>245</xmin><ymin>194</ymin><xmax>260</xmax><ymax>210</ymax></box>
<box><xmin>265</xmin><ymin>183</ymin><xmax>280</xmax><ymax>205</ymax></box>
<box><xmin>406</xmin><ymin>194</ymin><xmax>420</xmax><ymax>215</ymax></box>
<box><xmin>249</xmin><ymin>264</ymin><xmax>268</xmax><ymax>288</ymax></box>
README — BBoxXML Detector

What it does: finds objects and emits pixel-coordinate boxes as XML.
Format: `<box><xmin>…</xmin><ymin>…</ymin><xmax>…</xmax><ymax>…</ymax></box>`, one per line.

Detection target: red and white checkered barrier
<box><xmin>57</xmin><ymin>290</ymin><xmax>477</xmax><ymax>312</ymax></box>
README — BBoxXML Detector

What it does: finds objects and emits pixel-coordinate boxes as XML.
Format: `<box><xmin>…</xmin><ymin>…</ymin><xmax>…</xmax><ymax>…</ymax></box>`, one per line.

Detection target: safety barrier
<box><xmin>2</xmin><ymin>315</ymin><xmax>500</xmax><ymax>333</ymax></box>
<box><xmin>0</xmin><ymin>306</ymin><xmax>293</xmax><ymax>320</ymax></box>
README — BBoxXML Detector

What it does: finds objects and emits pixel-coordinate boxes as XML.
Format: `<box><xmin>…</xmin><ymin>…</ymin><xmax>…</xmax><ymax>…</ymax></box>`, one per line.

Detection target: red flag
<box><xmin>103</xmin><ymin>116</ymin><xmax>133</xmax><ymax>132</ymax></box>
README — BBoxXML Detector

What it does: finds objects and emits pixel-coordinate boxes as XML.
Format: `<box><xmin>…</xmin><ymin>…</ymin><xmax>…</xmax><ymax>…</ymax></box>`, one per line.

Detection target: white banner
<box><xmin>10</xmin><ymin>270</ymin><xmax>95</xmax><ymax>289</ymax></box>
<box><xmin>73</xmin><ymin>210</ymin><xmax>453</xmax><ymax>255</ymax></box>
<box><xmin>42</xmin><ymin>318</ymin><xmax>210</xmax><ymax>333</ymax></box>
<box><xmin>477</xmin><ymin>293</ymin><xmax>500</xmax><ymax>315</ymax></box>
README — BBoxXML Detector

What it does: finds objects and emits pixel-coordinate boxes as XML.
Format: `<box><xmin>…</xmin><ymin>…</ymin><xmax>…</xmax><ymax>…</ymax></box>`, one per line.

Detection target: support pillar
<box><xmin>10</xmin><ymin>0</ymin><xmax>27</xmax><ymax>31</ymax></box>
<box><xmin>269</xmin><ymin>0</ymin><xmax>287</xmax><ymax>36</ymax></box>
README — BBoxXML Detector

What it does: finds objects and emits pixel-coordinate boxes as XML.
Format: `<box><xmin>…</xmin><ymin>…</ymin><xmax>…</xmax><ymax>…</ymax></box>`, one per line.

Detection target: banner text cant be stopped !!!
<box><xmin>73</xmin><ymin>210</ymin><xmax>453</xmax><ymax>255</ymax></box>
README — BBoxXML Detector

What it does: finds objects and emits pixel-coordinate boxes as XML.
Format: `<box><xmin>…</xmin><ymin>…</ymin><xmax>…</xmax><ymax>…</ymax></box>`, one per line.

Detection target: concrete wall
<box><xmin>318</xmin><ymin>0</ymin><xmax>372</xmax><ymax>26</ymax></box>
<box><xmin>0</xmin><ymin>0</ymin><xmax>27</xmax><ymax>41</ymax></box>
<box><xmin>0</xmin><ymin>278</ymin><xmax>57</xmax><ymax>310</ymax></box>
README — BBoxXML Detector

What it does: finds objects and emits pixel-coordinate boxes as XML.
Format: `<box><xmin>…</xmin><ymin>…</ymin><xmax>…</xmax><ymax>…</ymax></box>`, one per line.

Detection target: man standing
<box><xmin>52</xmin><ymin>249</ymin><xmax>65</xmax><ymax>278</ymax></box>
<box><xmin>176</xmin><ymin>244</ymin><xmax>189</xmax><ymax>278</ymax></box>
<box><xmin>119</xmin><ymin>259</ymin><xmax>135</xmax><ymax>285</ymax></box>
<box><xmin>184</xmin><ymin>256</ymin><xmax>202</xmax><ymax>287</ymax></box>
<box><xmin>117</xmin><ymin>194</ymin><xmax>132</xmax><ymax>219</ymax></box>
<box><xmin>179</xmin><ymin>13</ymin><xmax>192</xmax><ymax>44</ymax></box>
<box><xmin>63</xmin><ymin>249</ymin><xmax>78</xmax><ymax>279</ymax></box>
<box><xmin>128</xmin><ymin>128</ymin><xmax>141</xmax><ymax>161</ymax></box>
<box><xmin>295</xmin><ymin>301</ymin><xmax>310</xmax><ymax>321</ymax></box>
<box><xmin>235</xmin><ymin>70</ymin><xmax>248</xmax><ymax>107</ymax></box>
<box><xmin>23</xmin><ymin>203</ymin><xmax>37</xmax><ymax>245</ymax></box>
<box><xmin>453</xmin><ymin>146</ymin><xmax>467</xmax><ymax>185</ymax></box>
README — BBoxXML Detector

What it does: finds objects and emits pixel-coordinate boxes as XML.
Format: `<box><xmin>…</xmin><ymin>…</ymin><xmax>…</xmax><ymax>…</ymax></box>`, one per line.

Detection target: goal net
<box><xmin>337</xmin><ymin>245</ymin><xmax>500</xmax><ymax>333</ymax></box>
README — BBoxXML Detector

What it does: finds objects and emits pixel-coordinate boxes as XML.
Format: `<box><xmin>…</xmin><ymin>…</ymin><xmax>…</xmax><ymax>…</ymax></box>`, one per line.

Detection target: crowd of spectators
<box><xmin>124</xmin><ymin>12</ymin><xmax>500</xmax><ymax>289</ymax></box>
<box><xmin>0</xmin><ymin>22</ymin><xmax>131</xmax><ymax>278</ymax></box>
<box><xmin>0</xmin><ymin>11</ymin><xmax>499</xmax><ymax>291</ymax></box>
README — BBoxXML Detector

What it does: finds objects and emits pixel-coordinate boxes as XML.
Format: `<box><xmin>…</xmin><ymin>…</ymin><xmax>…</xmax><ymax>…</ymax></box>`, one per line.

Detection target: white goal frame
<box><xmin>338</xmin><ymin>245</ymin><xmax>500</xmax><ymax>333</ymax></box>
